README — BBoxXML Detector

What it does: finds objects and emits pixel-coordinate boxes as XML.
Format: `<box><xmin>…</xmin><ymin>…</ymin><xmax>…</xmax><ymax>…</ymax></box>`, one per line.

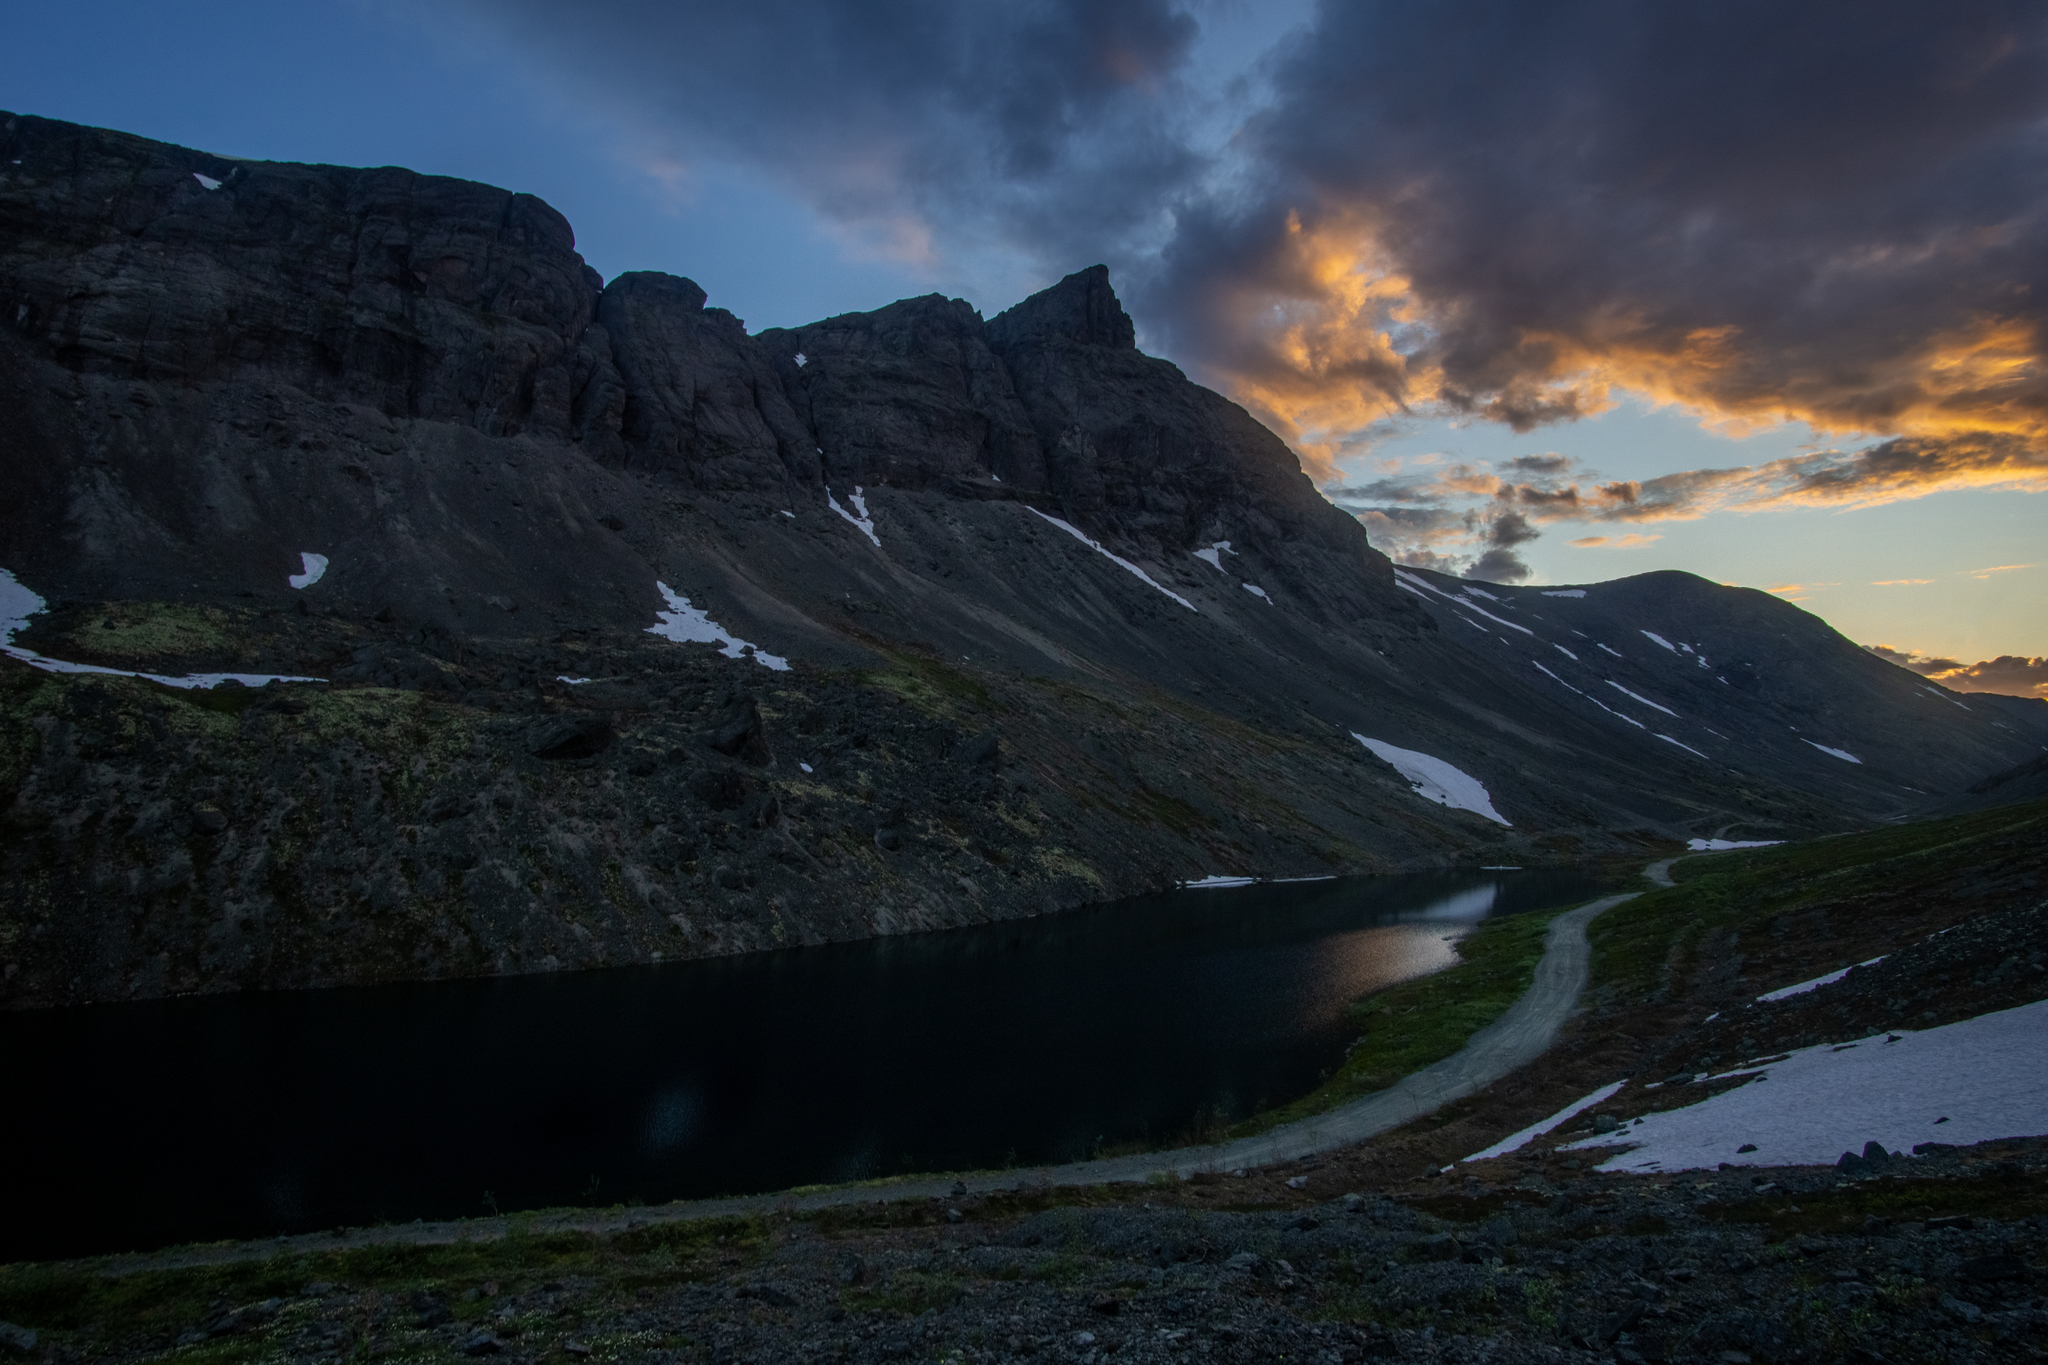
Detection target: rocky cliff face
<box><xmin>3</xmin><ymin>112</ymin><xmax>2043</xmax><ymax>1009</ymax></box>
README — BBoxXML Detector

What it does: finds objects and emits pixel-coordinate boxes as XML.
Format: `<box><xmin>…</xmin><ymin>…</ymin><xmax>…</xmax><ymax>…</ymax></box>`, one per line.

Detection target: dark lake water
<box><xmin>1</xmin><ymin>869</ymin><xmax>1608</xmax><ymax>1261</ymax></box>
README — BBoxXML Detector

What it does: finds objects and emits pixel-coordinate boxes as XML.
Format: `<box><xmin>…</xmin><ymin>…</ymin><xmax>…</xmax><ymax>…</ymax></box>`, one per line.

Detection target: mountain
<box><xmin>3</xmin><ymin>111</ymin><xmax>2043</xmax><ymax>1009</ymax></box>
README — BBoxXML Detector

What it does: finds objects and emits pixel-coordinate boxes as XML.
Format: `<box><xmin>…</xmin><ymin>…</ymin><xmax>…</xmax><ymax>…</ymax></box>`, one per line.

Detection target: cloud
<box><xmin>1870</xmin><ymin>578</ymin><xmax>1935</xmax><ymax>586</ymax></box>
<box><xmin>1137</xmin><ymin>1</ymin><xmax>2048</xmax><ymax>510</ymax></box>
<box><xmin>433</xmin><ymin>0</ymin><xmax>1208</xmax><ymax>290</ymax></box>
<box><xmin>1570</xmin><ymin>533</ymin><xmax>1663</xmax><ymax>549</ymax></box>
<box><xmin>1968</xmin><ymin>562</ymin><xmax>2038</xmax><ymax>578</ymax></box>
<box><xmin>1867</xmin><ymin>644</ymin><xmax>2048</xmax><ymax>699</ymax></box>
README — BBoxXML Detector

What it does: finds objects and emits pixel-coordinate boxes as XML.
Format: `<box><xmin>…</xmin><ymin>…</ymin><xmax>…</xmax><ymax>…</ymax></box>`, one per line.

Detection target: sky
<box><xmin>2</xmin><ymin>0</ymin><xmax>2042</xmax><ymax>696</ymax></box>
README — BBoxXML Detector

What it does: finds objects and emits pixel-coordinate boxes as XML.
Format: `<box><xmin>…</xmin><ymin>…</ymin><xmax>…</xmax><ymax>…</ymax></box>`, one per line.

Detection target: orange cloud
<box><xmin>1870</xmin><ymin>578</ymin><xmax>1934</xmax><ymax>586</ymax></box>
<box><xmin>1569</xmin><ymin>533</ymin><xmax>1663</xmax><ymax>548</ymax></box>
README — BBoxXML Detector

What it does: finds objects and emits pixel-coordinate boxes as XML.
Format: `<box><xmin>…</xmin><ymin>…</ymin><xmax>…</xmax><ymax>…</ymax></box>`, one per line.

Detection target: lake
<box><xmin>0</xmin><ymin>868</ymin><xmax>1609</xmax><ymax>1260</ymax></box>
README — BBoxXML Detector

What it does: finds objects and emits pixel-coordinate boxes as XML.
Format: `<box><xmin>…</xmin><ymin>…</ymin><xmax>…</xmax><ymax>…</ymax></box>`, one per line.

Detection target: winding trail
<box><xmin>96</xmin><ymin>872</ymin><xmax>1668</xmax><ymax>1275</ymax></box>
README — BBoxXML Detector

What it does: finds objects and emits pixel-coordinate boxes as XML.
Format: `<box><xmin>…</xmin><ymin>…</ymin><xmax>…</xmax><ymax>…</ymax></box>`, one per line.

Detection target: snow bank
<box><xmin>1028</xmin><ymin>508</ymin><xmax>1197</xmax><ymax>611</ymax></box>
<box><xmin>1596</xmin><ymin>643</ymin><xmax>1624</xmax><ymax>658</ymax></box>
<box><xmin>1351</xmin><ymin>734</ymin><xmax>1512</xmax><ymax>826</ymax></box>
<box><xmin>1756</xmin><ymin>957</ymin><xmax>1886</xmax><ymax>1002</ymax></box>
<box><xmin>288</xmin><ymin>551</ymin><xmax>328</xmax><ymax>589</ymax></box>
<box><xmin>556</xmin><ymin>676</ymin><xmax>594</xmax><ymax>685</ymax></box>
<box><xmin>1192</xmin><ymin>540</ymin><xmax>1234</xmax><ymax>571</ymax></box>
<box><xmin>1655</xmin><ymin>734</ymin><xmax>1709</xmax><ymax>759</ymax></box>
<box><xmin>1641</xmin><ymin>630</ymin><xmax>1678</xmax><ymax>653</ymax></box>
<box><xmin>192</xmin><ymin>172</ymin><xmax>221</xmax><ymax>190</ymax></box>
<box><xmin>793</xmin><ymin>352</ymin><xmax>808</xmax><ymax>368</ymax></box>
<box><xmin>1</xmin><ymin>567</ymin><xmax>324</xmax><ymax>690</ymax></box>
<box><xmin>1181</xmin><ymin>874</ymin><xmax>1257</xmax><ymax>889</ymax></box>
<box><xmin>1606</xmin><ymin>680</ymin><xmax>1678</xmax><ymax>716</ymax></box>
<box><xmin>1553</xmin><ymin>644</ymin><xmax>1578</xmax><ymax>660</ymax></box>
<box><xmin>1242</xmin><ymin>583</ymin><xmax>1272</xmax><ymax>603</ymax></box>
<box><xmin>826</xmin><ymin>486</ymin><xmax>880</xmax><ymax>546</ymax></box>
<box><xmin>1465</xmin><ymin>1082</ymin><xmax>1629</xmax><ymax>1162</ymax></box>
<box><xmin>646</xmin><ymin>582</ymin><xmax>789</xmax><ymax>671</ymax></box>
<box><xmin>1540</xmin><ymin>589</ymin><xmax>1586</xmax><ymax>599</ymax></box>
<box><xmin>1686</xmin><ymin>838</ymin><xmax>1783</xmax><ymax>852</ymax></box>
<box><xmin>1562</xmin><ymin>999</ymin><xmax>2048</xmax><ymax>1172</ymax></box>
<box><xmin>1803</xmin><ymin>740</ymin><xmax>1863</xmax><ymax>764</ymax></box>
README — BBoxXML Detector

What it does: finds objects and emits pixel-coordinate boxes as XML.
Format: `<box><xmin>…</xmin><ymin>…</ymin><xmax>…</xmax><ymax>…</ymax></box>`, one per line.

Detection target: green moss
<box><xmin>57</xmin><ymin>601</ymin><xmax>250</xmax><ymax>666</ymax></box>
<box><xmin>859</xmin><ymin>649</ymin><xmax>993</xmax><ymax>719</ymax></box>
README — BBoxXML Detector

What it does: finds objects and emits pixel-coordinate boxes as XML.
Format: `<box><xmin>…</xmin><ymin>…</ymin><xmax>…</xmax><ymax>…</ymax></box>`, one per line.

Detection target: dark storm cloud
<box><xmin>1142</xmin><ymin>0</ymin><xmax>2048</xmax><ymax>503</ymax></box>
<box><xmin>445</xmin><ymin>0</ymin><xmax>1204</xmax><ymax>271</ymax></box>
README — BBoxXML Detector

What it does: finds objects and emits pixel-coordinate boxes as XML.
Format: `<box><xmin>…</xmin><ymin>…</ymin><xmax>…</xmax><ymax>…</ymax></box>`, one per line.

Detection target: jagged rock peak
<box><xmin>986</xmin><ymin>264</ymin><xmax>1135</xmax><ymax>352</ymax></box>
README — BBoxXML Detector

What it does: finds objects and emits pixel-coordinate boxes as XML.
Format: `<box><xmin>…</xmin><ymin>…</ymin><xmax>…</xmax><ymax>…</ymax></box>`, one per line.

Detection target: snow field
<box><xmin>1561</xmin><ymin>999</ymin><xmax>2048</xmax><ymax>1173</ymax></box>
<box><xmin>1192</xmin><ymin>541</ymin><xmax>1233</xmax><ymax>571</ymax></box>
<box><xmin>1540</xmin><ymin>589</ymin><xmax>1586</xmax><ymax>598</ymax></box>
<box><xmin>1686</xmin><ymin>838</ymin><xmax>1783</xmax><ymax>852</ymax></box>
<box><xmin>1351</xmin><ymin>734</ymin><xmax>1512</xmax><ymax>826</ymax></box>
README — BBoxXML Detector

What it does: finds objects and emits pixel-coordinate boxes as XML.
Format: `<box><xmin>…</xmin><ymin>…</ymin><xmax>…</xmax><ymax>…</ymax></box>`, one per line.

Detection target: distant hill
<box><xmin>3</xmin><ymin>111</ymin><xmax>2043</xmax><ymax>1007</ymax></box>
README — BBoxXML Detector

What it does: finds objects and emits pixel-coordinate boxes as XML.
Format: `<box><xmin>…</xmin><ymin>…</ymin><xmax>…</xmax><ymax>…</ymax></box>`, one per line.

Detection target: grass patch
<box><xmin>1590</xmin><ymin>801</ymin><xmax>2048</xmax><ymax>1006</ymax></box>
<box><xmin>0</xmin><ymin>1217</ymin><xmax>766</xmax><ymax>1348</ymax></box>
<box><xmin>858</xmin><ymin>650</ymin><xmax>993</xmax><ymax>718</ymax></box>
<box><xmin>1223</xmin><ymin>905</ymin><xmax>1587</xmax><ymax>1139</ymax></box>
<box><xmin>1704</xmin><ymin>1167</ymin><xmax>2048</xmax><ymax>1241</ymax></box>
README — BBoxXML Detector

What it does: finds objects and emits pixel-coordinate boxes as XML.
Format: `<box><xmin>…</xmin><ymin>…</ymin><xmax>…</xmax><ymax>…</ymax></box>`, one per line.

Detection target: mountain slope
<box><xmin>2</xmin><ymin>111</ymin><xmax>2041</xmax><ymax>1008</ymax></box>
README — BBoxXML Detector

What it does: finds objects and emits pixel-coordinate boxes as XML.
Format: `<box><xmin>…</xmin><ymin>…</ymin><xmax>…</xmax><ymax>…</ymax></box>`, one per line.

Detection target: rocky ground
<box><xmin>2</xmin><ymin>1140</ymin><xmax>2042</xmax><ymax>1364</ymax></box>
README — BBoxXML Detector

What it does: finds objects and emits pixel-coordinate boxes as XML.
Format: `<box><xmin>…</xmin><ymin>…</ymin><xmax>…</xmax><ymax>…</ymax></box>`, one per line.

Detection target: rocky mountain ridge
<box><xmin>2</xmin><ymin>111</ymin><xmax>2043</xmax><ymax>1007</ymax></box>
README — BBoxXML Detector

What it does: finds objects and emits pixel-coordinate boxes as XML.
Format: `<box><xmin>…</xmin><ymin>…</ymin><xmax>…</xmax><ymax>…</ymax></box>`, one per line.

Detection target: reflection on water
<box><xmin>0</xmin><ymin>869</ymin><xmax>1606</xmax><ymax>1259</ymax></box>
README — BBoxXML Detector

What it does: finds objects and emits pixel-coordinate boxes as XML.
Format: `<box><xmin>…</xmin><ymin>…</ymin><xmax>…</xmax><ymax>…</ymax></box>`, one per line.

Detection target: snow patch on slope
<box><xmin>1687</xmin><ymin>838</ymin><xmax>1783</xmax><ymax>852</ymax></box>
<box><xmin>1606</xmin><ymin>680</ymin><xmax>1678</xmax><ymax>716</ymax></box>
<box><xmin>1351</xmin><ymin>734</ymin><xmax>1511</xmax><ymax>826</ymax></box>
<box><xmin>1242</xmin><ymin>583</ymin><xmax>1272</xmax><ymax>603</ymax></box>
<box><xmin>1541</xmin><ymin>589</ymin><xmax>1586</xmax><ymax>598</ymax></box>
<box><xmin>1757</xmin><ymin>957</ymin><xmax>1887</xmax><ymax>1002</ymax></box>
<box><xmin>1803</xmin><ymin>740</ymin><xmax>1863</xmax><ymax>764</ymax></box>
<box><xmin>826</xmin><ymin>486</ymin><xmax>880</xmax><ymax>546</ymax></box>
<box><xmin>647</xmin><ymin>582</ymin><xmax>789</xmax><ymax>670</ymax></box>
<box><xmin>1029</xmin><ymin>508</ymin><xmax>1197</xmax><ymax>611</ymax></box>
<box><xmin>1641</xmin><ymin>630</ymin><xmax>1678</xmax><ymax>653</ymax></box>
<box><xmin>1192</xmin><ymin>541</ymin><xmax>1234</xmax><ymax>571</ymax></box>
<box><xmin>1465</xmin><ymin>1082</ymin><xmax>1629</xmax><ymax>1162</ymax></box>
<box><xmin>288</xmin><ymin>552</ymin><xmax>328</xmax><ymax>589</ymax></box>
